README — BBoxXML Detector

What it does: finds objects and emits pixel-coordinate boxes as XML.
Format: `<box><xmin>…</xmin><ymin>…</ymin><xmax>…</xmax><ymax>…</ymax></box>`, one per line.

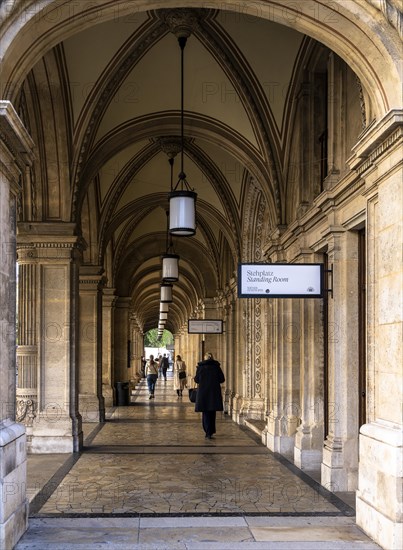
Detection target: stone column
<box><xmin>202</xmin><ymin>298</ymin><xmax>220</xmax><ymax>360</ymax></box>
<box><xmin>223</xmin><ymin>286</ymin><xmax>236</xmax><ymax>414</ymax></box>
<box><xmin>231</xmin><ymin>296</ymin><xmax>244</xmax><ymax>422</ymax></box>
<box><xmin>242</xmin><ymin>297</ymin><xmax>266</xmax><ymax>421</ymax></box>
<box><xmin>114</xmin><ymin>297</ymin><xmax>131</xmax><ymax>385</ymax></box>
<box><xmin>294</xmin><ymin>296</ymin><xmax>324</xmax><ymax>470</ymax></box>
<box><xmin>128</xmin><ymin>314</ymin><xmax>142</xmax><ymax>384</ymax></box>
<box><xmin>321</xmin><ymin>230</ymin><xmax>359</xmax><ymax>491</ymax></box>
<box><xmin>78</xmin><ymin>266</ymin><xmax>105</xmax><ymax>423</ymax></box>
<box><xmin>266</xmin><ymin>300</ymin><xmax>299</xmax><ymax>457</ymax></box>
<box><xmin>0</xmin><ymin>101</ymin><xmax>33</xmax><ymax>550</ymax></box>
<box><xmin>351</xmin><ymin>110</ymin><xmax>402</xmax><ymax>550</ymax></box>
<box><xmin>102</xmin><ymin>288</ymin><xmax>116</xmax><ymax>407</ymax></box>
<box><xmin>16</xmin><ymin>246</ymin><xmax>38</xmax><ymax>451</ymax></box>
<box><xmin>325</xmin><ymin>52</ymin><xmax>344</xmax><ymax>186</ymax></box>
<box><xmin>17</xmin><ymin>223</ymin><xmax>84</xmax><ymax>453</ymax></box>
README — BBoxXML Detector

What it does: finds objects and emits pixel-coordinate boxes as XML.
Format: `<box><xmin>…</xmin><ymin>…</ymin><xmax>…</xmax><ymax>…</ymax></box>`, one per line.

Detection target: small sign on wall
<box><xmin>238</xmin><ymin>263</ymin><xmax>324</xmax><ymax>298</ymax></box>
<box><xmin>188</xmin><ymin>319</ymin><xmax>223</xmax><ymax>334</ymax></box>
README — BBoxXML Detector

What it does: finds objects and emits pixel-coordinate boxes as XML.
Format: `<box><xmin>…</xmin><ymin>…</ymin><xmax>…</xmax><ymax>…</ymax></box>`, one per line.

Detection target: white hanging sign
<box><xmin>238</xmin><ymin>263</ymin><xmax>324</xmax><ymax>298</ymax></box>
<box><xmin>188</xmin><ymin>319</ymin><xmax>223</xmax><ymax>334</ymax></box>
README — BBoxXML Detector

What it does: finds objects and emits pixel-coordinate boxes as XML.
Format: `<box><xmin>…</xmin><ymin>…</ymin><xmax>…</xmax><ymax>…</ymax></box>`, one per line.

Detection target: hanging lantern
<box><xmin>162</xmin><ymin>253</ymin><xmax>179</xmax><ymax>282</ymax></box>
<box><xmin>160</xmin><ymin>283</ymin><xmax>173</xmax><ymax>303</ymax></box>
<box><xmin>168</xmin><ymin>35</ymin><xmax>197</xmax><ymax>237</ymax></box>
<box><xmin>160</xmin><ymin>302</ymin><xmax>169</xmax><ymax>313</ymax></box>
<box><xmin>168</xmin><ymin>190</ymin><xmax>196</xmax><ymax>236</ymax></box>
<box><xmin>160</xmin><ymin>312</ymin><xmax>168</xmax><ymax>321</ymax></box>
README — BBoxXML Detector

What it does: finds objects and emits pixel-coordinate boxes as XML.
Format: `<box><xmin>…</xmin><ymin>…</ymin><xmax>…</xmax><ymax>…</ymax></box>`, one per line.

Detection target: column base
<box><xmin>30</xmin><ymin>415</ymin><xmax>82</xmax><ymax>453</ymax></box>
<box><xmin>266</xmin><ymin>415</ymin><xmax>296</xmax><ymax>457</ymax></box>
<box><xmin>0</xmin><ymin>497</ymin><xmax>28</xmax><ymax>550</ymax></box>
<box><xmin>0</xmin><ymin>420</ymin><xmax>28</xmax><ymax>550</ymax></box>
<box><xmin>102</xmin><ymin>384</ymin><xmax>114</xmax><ymax>408</ymax></box>
<box><xmin>79</xmin><ymin>394</ymin><xmax>103</xmax><ymax>423</ymax></box>
<box><xmin>356</xmin><ymin>421</ymin><xmax>402</xmax><ymax>550</ymax></box>
<box><xmin>231</xmin><ymin>394</ymin><xmax>243</xmax><ymax>424</ymax></box>
<box><xmin>294</xmin><ymin>424</ymin><xmax>323</xmax><ymax>470</ymax></box>
<box><xmin>243</xmin><ymin>397</ymin><xmax>266</xmax><ymax>421</ymax></box>
<box><xmin>321</xmin><ymin>435</ymin><xmax>358</xmax><ymax>491</ymax></box>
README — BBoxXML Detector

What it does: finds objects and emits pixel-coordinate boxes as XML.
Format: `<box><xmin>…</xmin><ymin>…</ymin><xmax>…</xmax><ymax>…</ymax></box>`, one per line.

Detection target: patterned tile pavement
<box><xmin>16</xmin><ymin>373</ymin><xmax>382</xmax><ymax>549</ymax></box>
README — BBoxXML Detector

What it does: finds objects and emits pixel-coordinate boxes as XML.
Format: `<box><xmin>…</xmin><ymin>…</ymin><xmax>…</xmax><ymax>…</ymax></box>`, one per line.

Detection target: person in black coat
<box><xmin>194</xmin><ymin>352</ymin><xmax>225</xmax><ymax>439</ymax></box>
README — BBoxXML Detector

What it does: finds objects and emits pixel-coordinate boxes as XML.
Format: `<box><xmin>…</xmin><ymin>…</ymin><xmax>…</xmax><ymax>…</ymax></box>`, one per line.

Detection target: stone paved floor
<box><xmin>15</xmin><ymin>373</ymin><xmax>382</xmax><ymax>549</ymax></box>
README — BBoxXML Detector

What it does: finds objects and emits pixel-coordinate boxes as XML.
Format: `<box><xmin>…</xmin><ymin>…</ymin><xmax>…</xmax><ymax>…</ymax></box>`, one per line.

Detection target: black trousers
<box><xmin>202</xmin><ymin>411</ymin><xmax>216</xmax><ymax>437</ymax></box>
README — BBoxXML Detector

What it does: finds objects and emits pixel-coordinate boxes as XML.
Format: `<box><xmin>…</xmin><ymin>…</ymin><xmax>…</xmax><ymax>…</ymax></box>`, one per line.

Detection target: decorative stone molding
<box><xmin>16</xmin><ymin>397</ymin><xmax>36</xmax><ymax>426</ymax></box>
<box><xmin>158</xmin><ymin>8</ymin><xmax>207</xmax><ymax>37</ymax></box>
<box><xmin>355</xmin><ymin>75</ymin><xmax>367</xmax><ymax>130</ymax></box>
<box><xmin>156</xmin><ymin>136</ymin><xmax>182</xmax><ymax>158</ymax></box>
<box><xmin>365</xmin><ymin>0</ymin><xmax>403</xmax><ymax>39</ymax></box>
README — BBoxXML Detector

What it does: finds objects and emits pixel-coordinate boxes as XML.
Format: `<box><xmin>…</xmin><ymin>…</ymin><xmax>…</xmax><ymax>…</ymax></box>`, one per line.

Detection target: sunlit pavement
<box><xmin>16</xmin><ymin>373</ymin><xmax>381</xmax><ymax>549</ymax></box>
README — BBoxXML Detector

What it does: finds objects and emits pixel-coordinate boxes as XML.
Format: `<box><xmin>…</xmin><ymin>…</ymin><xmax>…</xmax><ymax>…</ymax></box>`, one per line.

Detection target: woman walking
<box><xmin>194</xmin><ymin>352</ymin><xmax>225</xmax><ymax>439</ymax></box>
<box><xmin>145</xmin><ymin>354</ymin><xmax>159</xmax><ymax>399</ymax></box>
<box><xmin>173</xmin><ymin>354</ymin><xmax>187</xmax><ymax>397</ymax></box>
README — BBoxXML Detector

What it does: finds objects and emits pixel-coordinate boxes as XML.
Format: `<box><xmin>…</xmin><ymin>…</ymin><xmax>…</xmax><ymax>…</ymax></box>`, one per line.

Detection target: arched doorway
<box><xmin>0</xmin><ymin>2</ymin><xmax>401</xmax><ymax>548</ymax></box>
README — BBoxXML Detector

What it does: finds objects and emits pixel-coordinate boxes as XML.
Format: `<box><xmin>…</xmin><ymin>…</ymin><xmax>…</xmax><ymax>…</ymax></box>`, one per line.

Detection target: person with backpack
<box><xmin>173</xmin><ymin>354</ymin><xmax>187</xmax><ymax>397</ymax></box>
<box><xmin>145</xmin><ymin>355</ymin><xmax>159</xmax><ymax>399</ymax></box>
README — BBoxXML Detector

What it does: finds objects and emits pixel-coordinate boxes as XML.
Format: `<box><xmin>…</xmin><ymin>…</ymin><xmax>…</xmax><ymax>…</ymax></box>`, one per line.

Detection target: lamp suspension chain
<box><xmin>179</xmin><ymin>35</ymin><xmax>187</xmax><ymax>186</ymax></box>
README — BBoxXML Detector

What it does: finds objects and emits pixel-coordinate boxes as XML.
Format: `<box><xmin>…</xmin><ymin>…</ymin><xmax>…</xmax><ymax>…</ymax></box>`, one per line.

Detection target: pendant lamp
<box><xmin>160</xmin><ymin>312</ymin><xmax>168</xmax><ymax>321</ymax></box>
<box><xmin>169</xmin><ymin>35</ymin><xmax>197</xmax><ymax>236</ymax></box>
<box><xmin>160</xmin><ymin>302</ymin><xmax>169</xmax><ymax>313</ymax></box>
<box><xmin>160</xmin><ymin>282</ymin><xmax>173</xmax><ymax>303</ymax></box>
<box><xmin>162</xmin><ymin>198</ymin><xmax>179</xmax><ymax>282</ymax></box>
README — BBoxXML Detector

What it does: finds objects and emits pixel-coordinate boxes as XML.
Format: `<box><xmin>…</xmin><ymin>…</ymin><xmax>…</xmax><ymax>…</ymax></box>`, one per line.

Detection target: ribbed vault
<box><xmin>4</xmin><ymin>0</ymin><xmax>401</xmax><ymax>336</ymax></box>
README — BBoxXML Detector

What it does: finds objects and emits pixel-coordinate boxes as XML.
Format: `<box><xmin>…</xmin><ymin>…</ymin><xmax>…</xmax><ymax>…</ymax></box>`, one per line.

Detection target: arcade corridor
<box><xmin>1</xmin><ymin>3</ymin><xmax>401</xmax><ymax>548</ymax></box>
<box><xmin>16</xmin><ymin>372</ymin><xmax>380</xmax><ymax>549</ymax></box>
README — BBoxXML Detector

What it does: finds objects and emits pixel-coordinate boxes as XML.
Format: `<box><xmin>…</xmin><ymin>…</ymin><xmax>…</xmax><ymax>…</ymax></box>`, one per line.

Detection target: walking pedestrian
<box><xmin>161</xmin><ymin>353</ymin><xmax>169</xmax><ymax>381</ymax></box>
<box><xmin>194</xmin><ymin>352</ymin><xmax>225</xmax><ymax>439</ymax></box>
<box><xmin>173</xmin><ymin>354</ymin><xmax>187</xmax><ymax>397</ymax></box>
<box><xmin>145</xmin><ymin>354</ymin><xmax>159</xmax><ymax>399</ymax></box>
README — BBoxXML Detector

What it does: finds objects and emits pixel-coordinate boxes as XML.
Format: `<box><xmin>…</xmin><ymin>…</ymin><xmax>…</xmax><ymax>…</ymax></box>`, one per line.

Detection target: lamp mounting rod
<box><xmin>179</xmin><ymin>35</ymin><xmax>187</xmax><ymax>181</ymax></box>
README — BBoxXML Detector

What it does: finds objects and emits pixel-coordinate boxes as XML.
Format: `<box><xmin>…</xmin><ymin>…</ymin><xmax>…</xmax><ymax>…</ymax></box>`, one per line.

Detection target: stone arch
<box><xmin>1</xmin><ymin>1</ymin><xmax>401</xmax><ymax>118</ymax></box>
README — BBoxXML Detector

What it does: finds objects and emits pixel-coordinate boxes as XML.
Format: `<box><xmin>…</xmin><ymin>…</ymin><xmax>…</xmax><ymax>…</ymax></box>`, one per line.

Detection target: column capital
<box><xmin>79</xmin><ymin>265</ymin><xmax>106</xmax><ymax>288</ymax></box>
<box><xmin>0</xmin><ymin>101</ymin><xmax>35</xmax><ymax>194</ymax></box>
<box><xmin>349</xmin><ymin>109</ymin><xmax>403</xmax><ymax>172</ymax></box>
<box><xmin>17</xmin><ymin>222</ymin><xmax>86</xmax><ymax>260</ymax></box>
<box><xmin>102</xmin><ymin>287</ymin><xmax>117</xmax><ymax>307</ymax></box>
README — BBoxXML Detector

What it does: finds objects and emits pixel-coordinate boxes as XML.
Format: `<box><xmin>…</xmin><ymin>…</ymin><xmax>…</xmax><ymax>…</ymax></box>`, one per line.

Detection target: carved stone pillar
<box><xmin>78</xmin><ymin>266</ymin><xmax>105</xmax><ymax>423</ymax></box>
<box><xmin>231</xmin><ymin>296</ymin><xmax>244</xmax><ymax>422</ymax></box>
<box><xmin>114</xmin><ymin>297</ymin><xmax>131</xmax><ymax>386</ymax></box>
<box><xmin>200</xmin><ymin>297</ymin><xmax>220</xmax><ymax>359</ymax></box>
<box><xmin>128</xmin><ymin>314</ymin><xmax>142</xmax><ymax>383</ymax></box>
<box><xmin>17</xmin><ymin>223</ymin><xmax>84</xmax><ymax>453</ymax></box>
<box><xmin>16</xmin><ymin>246</ymin><xmax>38</xmax><ymax>450</ymax></box>
<box><xmin>321</xmin><ymin>230</ymin><xmax>359</xmax><ymax>491</ymax></box>
<box><xmin>266</xmin><ymin>300</ymin><xmax>299</xmax><ymax>457</ymax></box>
<box><xmin>294</xmin><ymin>296</ymin><xmax>324</xmax><ymax>470</ymax></box>
<box><xmin>325</xmin><ymin>52</ymin><xmax>344</xmax><ymax>187</ymax></box>
<box><xmin>350</xmin><ymin>110</ymin><xmax>403</xmax><ymax>550</ymax></box>
<box><xmin>242</xmin><ymin>297</ymin><xmax>265</xmax><ymax>421</ymax></box>
<box><xmin>102</xmin><ymin>288</ymin><xmax>116</xmax><ymax>407</ymax></box>
<box><xmin>222</xmin><ymin>284</ymin><xmax>236</xmax><ymax>415</ymax></box>
<box><xmin>0</xmin><ymin>100</ymin><xmax>33</xmax><ymax>550</ymax></box>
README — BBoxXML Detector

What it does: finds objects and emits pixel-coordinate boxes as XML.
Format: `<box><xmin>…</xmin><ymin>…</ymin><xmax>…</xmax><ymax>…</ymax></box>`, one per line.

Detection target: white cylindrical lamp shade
<box><xmin>159</xmin><ymin>312</ymin><xmax>168</xmax><ymax>321</ymax></box>
<box><xmin>168</xmin><ymin>190</ymin><xmax>197</xmax><ymax>236</ymax></box>
<box><xmin>159</xmin><ymin>302</ymin><xmax>169</xmax><ymax>313</ymax></box>
<box><xmin>160</xmin><ymin>283</ymin><xmax>173</xmax><ymax>303</ymax></box>
<box><xmin>162</xmin><ymin>254</ymin><xmax>179</xmax><ymax>282</ymax></box>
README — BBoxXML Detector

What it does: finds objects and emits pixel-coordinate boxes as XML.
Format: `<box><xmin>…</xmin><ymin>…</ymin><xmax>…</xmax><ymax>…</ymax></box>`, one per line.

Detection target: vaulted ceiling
<box><xmin>20</xmin><ymin>8</ymin><xmax>311</xmax><ymax>334</ymax></box>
